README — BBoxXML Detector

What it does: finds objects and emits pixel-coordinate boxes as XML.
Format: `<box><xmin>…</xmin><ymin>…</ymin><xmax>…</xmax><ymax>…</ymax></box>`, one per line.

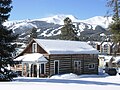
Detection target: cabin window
<box><xmin>32</xmin><ymin>43</ymin><xmax>37</xmax><ymax>53</ymax></box>
<box><xmin>54</xmin><ymin>60</ymin><xmax>59</xmax><ymax>74</ymax></box>
<box><xmin>88</xmin><ymin>63</ymin><xmax>95</xmax><ymax>69</ymax></box>
<box><xmin>74</xmin><ymin>61</ymin><xmax>81</xmax><ymax>70</ymax></box>
<box><xmin>40</xmin><ymin>63</ymin><xmax>45</xmax><ymax>74</ymax></box>
<box><xmin>74</xmin><ymin>60</ymin><xmax>81</xmax><ymax>74</ymax></box>
<box><xmin>103</xmin><ymin>44</ymin><xmax>109</xmax><ymax>54</ymax></box>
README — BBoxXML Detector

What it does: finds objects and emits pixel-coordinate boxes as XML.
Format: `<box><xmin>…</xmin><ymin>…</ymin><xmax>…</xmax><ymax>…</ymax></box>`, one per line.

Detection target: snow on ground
<box><xmin>0</xmin><ymin>73</ymin><xmax>120</xmax><ymax>90</ymax></box>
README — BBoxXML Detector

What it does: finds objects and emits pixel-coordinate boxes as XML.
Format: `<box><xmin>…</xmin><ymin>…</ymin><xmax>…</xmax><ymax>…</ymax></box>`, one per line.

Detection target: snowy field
<box><xmin>0</xmin><ymin>73</ymin><xmax>120</xmax><ymax>90</ymax></box>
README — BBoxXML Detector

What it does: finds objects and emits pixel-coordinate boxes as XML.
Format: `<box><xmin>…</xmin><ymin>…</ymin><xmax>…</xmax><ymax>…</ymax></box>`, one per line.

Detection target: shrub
<box><xmin>106</xmin><ymin>68</ymin><xmax>117</xmax><ymax>76</ymax></box>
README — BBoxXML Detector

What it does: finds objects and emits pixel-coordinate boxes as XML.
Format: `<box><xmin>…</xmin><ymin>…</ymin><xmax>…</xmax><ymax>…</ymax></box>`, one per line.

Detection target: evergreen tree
<box><xmin>30</xmin><ymin>27</ymin><xmax>37</xmax><ymax>39</ymax></box>
<box><xmin>107</xmin><ymin>0</ymin><xmax>120</xmax><ymax>22</ymax></box>
<box><xmin>60</xmin><ymin>17</ymin><xmax>78</xmax><ymax>40</ymax></box>
<box><xmin>109</xmin><ymin>21</ymin><xmax>120</xmax><ymax>43</ymax></box>
<box><xmin>107</xmin><ymin>0</ymin><xmax>120</xmax><ymax>55</ymax></box>
<box><xmin>0</xmin><ymin>0</ymin><xmax>18</xmax><ymax>80</ymax></box>
<box><xmin>27</xmin><ymin>27</ymin><xmax>38</xmax><ymax>43</ymax></box>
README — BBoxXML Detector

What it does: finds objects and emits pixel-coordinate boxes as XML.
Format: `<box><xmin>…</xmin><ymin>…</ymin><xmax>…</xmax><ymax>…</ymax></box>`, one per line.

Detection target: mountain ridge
<box><xmin>4</xmin><ymin>14</ymin><xmax>112</xmax><ymax>28</ymax></box>
<box><xmin>3</xmin><ymin>14</ymin><xmax>112</xmax><ymax>41</ymax></box>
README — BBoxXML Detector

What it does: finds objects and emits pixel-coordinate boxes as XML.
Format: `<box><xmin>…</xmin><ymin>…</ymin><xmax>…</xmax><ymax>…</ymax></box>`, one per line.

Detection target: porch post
<box><xmin>26</xmin><ymin>63</ymin><xmax>29</xmax><ymax>77</ymax></box>
<box><xmin>28</xmin><ymin>63</ymin><xmax>31</xmax><ymax>77</ymax></box>
<box><xmin>22</xmin><ymin>62</ymin><xmax>24</xmax><ymax>76</ymax></box>
<box><xmin>37</xmin><ymin>63</ymin><xmax>40</xmax><ymax>78</ymax></box>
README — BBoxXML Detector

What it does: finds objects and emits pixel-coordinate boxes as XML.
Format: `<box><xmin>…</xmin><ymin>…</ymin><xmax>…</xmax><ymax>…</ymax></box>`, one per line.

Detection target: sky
<box><xmin>9</xmin><ymin>0</ymin><xmax>108</xmax><ymax>20</ymax></box>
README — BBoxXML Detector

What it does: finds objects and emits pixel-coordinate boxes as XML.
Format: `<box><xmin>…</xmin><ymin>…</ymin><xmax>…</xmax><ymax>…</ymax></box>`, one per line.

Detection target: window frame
<box><xmin>88</xmin><ymin>63</ymin><xmax>95</xmax><ymax>69</ymax></box>
<box><xmin>74</xmin><ymin>60</ymin><xmax>81</xmax><ymax>70</ymax></box>
<box><xmin>32</xmin><ymin>43</ymin><xmax>37</xmax><ymax>53</ymax></box>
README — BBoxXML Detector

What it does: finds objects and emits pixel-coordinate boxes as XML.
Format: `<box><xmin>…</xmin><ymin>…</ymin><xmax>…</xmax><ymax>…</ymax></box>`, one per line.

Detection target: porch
<box><xmin>14</xmin><ymin>53</ymin><xmax>48</xmax><ymax>77</ymax></box>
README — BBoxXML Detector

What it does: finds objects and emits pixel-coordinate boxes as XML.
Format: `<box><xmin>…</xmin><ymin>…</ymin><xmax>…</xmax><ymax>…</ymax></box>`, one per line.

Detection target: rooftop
<box><xmin>34</xmin><ymin>39</ymin><xmax>99</xmax><ymax>54</ymax></box>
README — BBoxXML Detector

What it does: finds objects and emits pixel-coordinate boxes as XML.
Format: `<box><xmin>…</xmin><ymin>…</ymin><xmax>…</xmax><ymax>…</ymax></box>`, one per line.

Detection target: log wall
<box><xmin>45</xmin><ymin>54</ymin><xmax>98</xmax><ymax>76</ymax></box>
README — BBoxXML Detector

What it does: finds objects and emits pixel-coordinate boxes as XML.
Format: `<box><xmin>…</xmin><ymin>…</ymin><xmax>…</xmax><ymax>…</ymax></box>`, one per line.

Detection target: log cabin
<box><xmin>13</xmin><ymin>39</ymin><xmax>99</xmax><ymax>77</ymax></box>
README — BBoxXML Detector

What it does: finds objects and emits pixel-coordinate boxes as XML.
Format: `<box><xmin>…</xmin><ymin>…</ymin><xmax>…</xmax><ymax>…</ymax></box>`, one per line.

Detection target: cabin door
<box><xmin>31</xmin><ymin>64</ymin><xmax>37</xmax><ymax>77</ymax></box>
<box><xmin>54</xmin><ymin>60</ymin><xmax>59</xmax><ymax>74</ymax></box>
<box><xmin>74</xmin><ymin>61</ymin><xmax>81</xmax><ymax>74</ymax></box>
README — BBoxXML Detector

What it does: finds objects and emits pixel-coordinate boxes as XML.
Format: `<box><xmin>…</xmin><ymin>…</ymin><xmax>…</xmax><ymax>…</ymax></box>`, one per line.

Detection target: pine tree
<box><xmin>0</xmin><ymin>0</ymin><xmax>18</xmax><ymax>80</ymax></box>
<box><xmin>30</xmin><ymin>27</ymin><xmax>37</xmax><ymax>39</ymax></box>
<box><xmin>107</xmin><ymin>0</ymin><xmax>120</xmax><ymax>55</ymax></box>
<box><xmin>27</xmin><ymin>27</ymin><xmax>38</xmax><ymax>43</ymax></box>
<box><xmin>109</xmin><ymin>21</ymin><xmax>120</xmax><ymax>43</ymax></box>
<box><xmin>60</xmin><ymin>17</ymin><xmax>78</xmax><ymax>40</ymax></box>
<box><xmin>107</xmin><ymin>0</ymin><xmax>120</xmax><ymax>22</ymax></box>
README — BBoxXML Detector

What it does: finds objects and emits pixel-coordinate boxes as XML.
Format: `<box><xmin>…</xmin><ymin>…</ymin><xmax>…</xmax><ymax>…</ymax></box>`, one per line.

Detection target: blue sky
<box><xmin>9</xmin><ymin>0</ymin><xmax>107</xmax><ymax>20</ymax></box>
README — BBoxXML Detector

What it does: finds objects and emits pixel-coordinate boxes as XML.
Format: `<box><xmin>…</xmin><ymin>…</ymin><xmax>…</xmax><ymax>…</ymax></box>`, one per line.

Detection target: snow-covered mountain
<box><xmin>3</xmin><ymin>14</ymin><xmax>113</xmax><ymax>41</ymax></box>
<box><xmin>80</xmin><ymin>16</ymin><xmax>112</xmax><ymax>28</ymax></box>
<box><xmin>39</xmin><ymin>15</ymin><xmax>78</xmax><ymax>25</ymax></box>
<box><xmin>39</xmin><ymin>15</ymin><xmax>112</xmax><ymax>28</ymax></box>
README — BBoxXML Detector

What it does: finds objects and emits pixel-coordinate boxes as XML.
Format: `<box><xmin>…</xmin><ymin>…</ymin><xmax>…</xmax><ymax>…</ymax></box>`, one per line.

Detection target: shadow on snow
<box><xmin>14</xmin><ymin>77</ymin><xmax>120</xmax><ymax>86</ymax></box>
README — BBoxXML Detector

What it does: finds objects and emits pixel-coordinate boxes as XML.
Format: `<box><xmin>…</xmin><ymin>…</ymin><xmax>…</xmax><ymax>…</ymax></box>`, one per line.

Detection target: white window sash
<box><xmin>32</xmin><ymin>43</ymin><xmax>37</xmax><ymax>53</ymax></box>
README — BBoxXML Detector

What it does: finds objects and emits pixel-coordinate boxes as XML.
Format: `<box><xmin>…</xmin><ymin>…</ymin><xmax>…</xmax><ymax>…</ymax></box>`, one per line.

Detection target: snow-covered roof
<box><xmin>14</xmin><ymin>53</ymin><xmax>48</xmax><ymax>63</ymax></box>
<box><xmin>113</xmin><ymin>56</ymin><xmax>120</xmax><ymax>63</ymax></box>
<box><xmin>34</xmin><ymin>39</ymin><xmax>99</xmax><ymax>54</ymax></box>
<box><xmin>98</xmin><ymin>55</ymin><xmax>113</xmax><ymax>62</ymax></box>
<box><xmin>87</xmin><ymin>41</ymin><xmax>101</xmax><ymax>45</ymax></box>
<box><xmin>99</xmin><ymin>55</ymin><xmax>120</xmax><ymax>64</ymax></box>
<box><xmin>102</xmin><ymin>42</ymin><xmax>113</xmax><ymax>46</ymax></box>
